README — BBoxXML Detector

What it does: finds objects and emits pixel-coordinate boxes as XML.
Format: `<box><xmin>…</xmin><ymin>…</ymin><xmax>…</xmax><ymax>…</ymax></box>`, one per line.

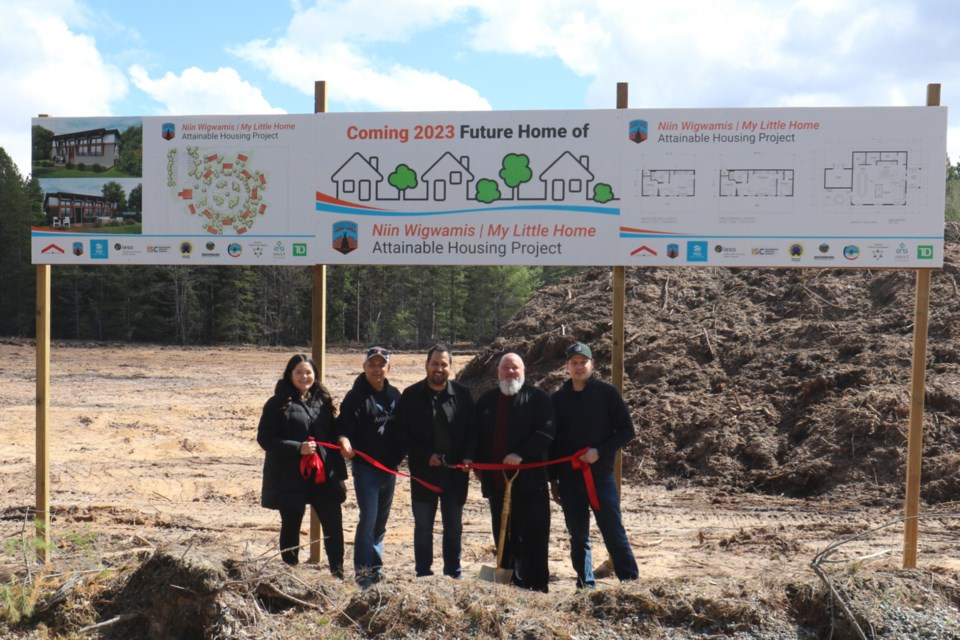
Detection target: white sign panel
<box><xmin>30</xmin><ymin>106</ymin><xmax>946</xmax><ymax>267</ymax></box>
<box><xmin>312</xmin><ymin>111</ymin><xmax>621</xmax><ymax>265</ymax></box>
<box><xmin>617</xmin><ymin>107</ymin><xmax>947</xmax><ymax>267</ymax></box>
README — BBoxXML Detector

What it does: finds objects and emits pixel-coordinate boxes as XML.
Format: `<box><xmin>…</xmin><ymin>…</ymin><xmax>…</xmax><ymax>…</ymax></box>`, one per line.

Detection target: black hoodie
<box><xmin>336</xmin><ymin>373</ymin><xmax>404</xmax><ymax>470</ymax></box>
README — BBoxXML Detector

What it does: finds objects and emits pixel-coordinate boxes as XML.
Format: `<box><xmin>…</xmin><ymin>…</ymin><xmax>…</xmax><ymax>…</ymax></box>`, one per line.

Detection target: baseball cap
<box><xmin>365</xmin><ymin>345</ymin><xmax>390</xmax><ymax>363</ymax></box>
<box><xmin>565</xmin><ymin>342</ymin><xmax>593</xmax><ymax>360</ymax></box>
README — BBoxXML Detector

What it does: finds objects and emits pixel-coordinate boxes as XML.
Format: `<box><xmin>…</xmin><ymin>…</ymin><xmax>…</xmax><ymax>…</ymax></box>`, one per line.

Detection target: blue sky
<box><xmin>2</xmin><ymin>0</ymin><xmax>957</xmax><ymax>176</ymax></box>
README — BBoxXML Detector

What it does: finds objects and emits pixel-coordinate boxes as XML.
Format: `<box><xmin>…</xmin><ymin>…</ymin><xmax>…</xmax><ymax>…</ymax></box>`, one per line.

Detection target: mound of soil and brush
<box><xmin>461</xmin><ymin>222</ymin><xmax>960</xmax><ymax>505</ymax></box>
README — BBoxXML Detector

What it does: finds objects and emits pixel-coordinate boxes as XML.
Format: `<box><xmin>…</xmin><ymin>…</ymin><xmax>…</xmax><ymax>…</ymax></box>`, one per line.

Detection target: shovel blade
<box><xmin>478</xmin><ymin>565</ymin><xmax>513</xmax><ymax>584</ymax></box>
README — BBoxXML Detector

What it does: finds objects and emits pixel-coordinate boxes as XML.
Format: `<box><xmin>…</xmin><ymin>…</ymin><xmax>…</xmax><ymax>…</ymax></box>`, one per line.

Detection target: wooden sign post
<box><xmin>902</xmin><ymin>83</ymin><xmax>940</xmax><ymax>569</ymax></box>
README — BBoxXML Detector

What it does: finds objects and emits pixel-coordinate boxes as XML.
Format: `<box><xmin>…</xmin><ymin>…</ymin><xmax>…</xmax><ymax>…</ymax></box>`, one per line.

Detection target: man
<box><xmin>550</xmin><ymin>342</ymin><xmax>639</xmax><ymax>589</ymax></box>
<box><xmin>395</xmin><ymin>344</ymin><xmax>476</xmax><ymax>578</ymax></box>
<box><xmin>337</xmin><ymin>345</ymin><xmax>403</xmax><ymax>588</ymax></box>
<box><xmin>475</xmin><ymin>352</ymin><xmax>555</xmax><ymax>592</ymax></box>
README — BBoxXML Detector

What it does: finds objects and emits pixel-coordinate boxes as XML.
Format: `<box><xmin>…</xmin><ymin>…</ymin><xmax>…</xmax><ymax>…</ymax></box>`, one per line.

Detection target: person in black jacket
<box><xmin>336</xmin><ymin>346</ymin><xmax>402</xmax><ymax>588</ymax></box>
<box><xmin>550</xmin><ymin>342</ymin><xmax>638</xmax><ymax>588</ymax></box>
<box><xmin>257</xmin><ymin>354</ymin><xmax>346</xmax><ymax>576</ymax></box>
<box><xmin>395</xmin><ymin>344</ymin><xmax>476</xmax><ymax>578</ymax></box>
<box><xmin>475</xmin><ymin>352</ymin><xmax>555</xmax><ymax>592</ymax></box>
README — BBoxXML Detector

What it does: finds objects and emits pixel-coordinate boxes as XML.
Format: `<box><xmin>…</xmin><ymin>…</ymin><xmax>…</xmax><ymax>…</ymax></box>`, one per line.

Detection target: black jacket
<box><xmin>336</xmin><ymin>373</ymin><xmax>404</xmax><ymax>470</ymax></box>
<box><xmin>396</xmin><ymin>378</ymin><xmax>477</xmax><ymax>503</ymax></box>
<box><xmin>257</xmin><ymin>385</ymin><xmax>347</xmax><ymax>510</ymax></box>
<box><xmin>475</xmin><ymin>383</ymin><xmax>555</xmax><ymax>496</ymax></box>
<box><xmin>550</xmin><ymin>376</ymin><xmax>636</xmax><ymax>481</ymax></box>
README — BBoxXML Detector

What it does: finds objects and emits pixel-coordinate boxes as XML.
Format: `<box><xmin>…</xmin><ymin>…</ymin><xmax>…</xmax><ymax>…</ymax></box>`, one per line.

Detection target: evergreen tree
<box><xmin>116</xmin><ymin>125</ymin><xmax>143</xmax><ymax>176</ymax></box>
<box><xmin>0</xmin><ymin>149</ymin><xmax>42</xmax><ymax>336</ymax></box>
<box><xmin>947</xmin><ymin>155</ymin><xmax>959</xmax><ymax>222</ymax></box>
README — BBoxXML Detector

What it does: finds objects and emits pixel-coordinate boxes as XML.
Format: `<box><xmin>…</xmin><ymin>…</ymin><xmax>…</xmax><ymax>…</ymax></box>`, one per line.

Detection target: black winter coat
<box><xmin>550</xmin><ymin>377</ymin><xmax>635</xmax><ymax>481</ymax></box>
<box><xmin>395</xmin><ymin>378</ymin><xmax>477</xmax><ymax>503</ymax></box>
<box><xmin>257</xmin><ymin>385</ymin><xmax>347</xmax><ymax>510</ymax></box>
<box><xmin>475</xmin><ymin>383</ymin><xmax>555</xmax><ymax>497</ymax></box>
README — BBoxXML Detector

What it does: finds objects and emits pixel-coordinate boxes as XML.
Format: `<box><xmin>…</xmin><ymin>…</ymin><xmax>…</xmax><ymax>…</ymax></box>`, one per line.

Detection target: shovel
<box><xmin>479</xmin><ymin>469</ymin><xmax>519</xmax><ymax>584</ymax></box>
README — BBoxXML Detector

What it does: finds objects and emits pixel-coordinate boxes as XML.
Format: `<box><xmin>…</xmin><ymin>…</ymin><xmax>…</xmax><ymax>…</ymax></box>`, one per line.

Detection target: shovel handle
<box><xmin>495</xmin><ymin>469</ymin><xmax>520</xmax><ymax>570</ymax></box>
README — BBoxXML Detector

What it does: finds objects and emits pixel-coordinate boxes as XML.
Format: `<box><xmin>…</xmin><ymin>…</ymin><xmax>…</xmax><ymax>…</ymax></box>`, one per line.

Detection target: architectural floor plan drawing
<box><xmin>822</xmin><ymin>151</ymin><xmax>921</xmax><ymax>207</ymax></box>
<box><xmin>641</xmin><ymin>169</ymin><xmax>696</xmax><ymax>197</ymax></box>
<box><xmin>719</xmin><ymin>169</ymin><xmax>795</xmax><ymax>197</ymax></box>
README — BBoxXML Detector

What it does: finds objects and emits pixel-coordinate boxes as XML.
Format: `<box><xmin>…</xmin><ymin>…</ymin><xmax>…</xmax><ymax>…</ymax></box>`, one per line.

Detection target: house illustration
<box><xmin>421</xmin><ymin>152</ymin><xmax>474</xmax><ymax>201</ymax></box>
<box><xmin>51</xmin><ymin>128</ymin><xmax>122</xmax><ymax>168</ymax></box>
<box><xmin>328</xmin><ymin>150</ymin><xmax>602</xmax><ymax>206</ymax></box>
<box><xmin>331</xmin><ymin>152</ymin><xmax>383</xmax><ymax>202</ymax></box>
<box><xmin>534</xmin><ymin>151</ymin><xmax>595</xmax><ymax>201</ymax></box>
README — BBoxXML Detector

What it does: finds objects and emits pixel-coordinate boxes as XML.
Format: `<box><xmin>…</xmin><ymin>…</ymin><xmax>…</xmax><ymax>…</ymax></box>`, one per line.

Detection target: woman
<box><xmin>257</xmin><ymin>354</ymin><xmax>346</xmax><ymax>576</ymax></box>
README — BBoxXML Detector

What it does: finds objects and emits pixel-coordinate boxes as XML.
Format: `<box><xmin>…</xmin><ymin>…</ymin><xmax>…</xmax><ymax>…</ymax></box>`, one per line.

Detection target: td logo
<box><xmin>917</xmin><ymin>245</ymin><xmax>934</xmax><ymax>260</ymax></box>
<box><xmin>293</xmin><ymin>243</ymin><xmax>307</xmax><ymax>257</ymax></box>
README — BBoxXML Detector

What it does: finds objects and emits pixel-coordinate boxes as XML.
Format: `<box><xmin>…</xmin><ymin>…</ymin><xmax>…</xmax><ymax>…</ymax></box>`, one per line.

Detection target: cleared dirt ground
<box><xmin>2</xmin><ymin>341</ymin><xmax>960</xmax><ymax>638</ymax></box>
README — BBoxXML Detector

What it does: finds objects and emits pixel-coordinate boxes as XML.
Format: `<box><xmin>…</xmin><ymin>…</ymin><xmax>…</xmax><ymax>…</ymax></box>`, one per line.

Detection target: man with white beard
<box><xmin>474</xmin><ymin>352</ymin><xmax>555</xmax><ymax>592</ymax></box>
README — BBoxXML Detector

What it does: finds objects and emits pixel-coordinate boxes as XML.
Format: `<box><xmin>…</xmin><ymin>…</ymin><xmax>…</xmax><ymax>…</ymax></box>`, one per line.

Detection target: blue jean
<box><xmin>352</xmin><ymin>462</ymin><xmax>396</xmax><ymax>584</ymax></box>
<box><xmin>411</xmin><ymin>488</ymin><xmax>464</xmax><ymax>577</ymax></box>
<box><xmin>557</xmin><ymin>471</ymin><xmax>638</xmax><ymax>588</ymax></box>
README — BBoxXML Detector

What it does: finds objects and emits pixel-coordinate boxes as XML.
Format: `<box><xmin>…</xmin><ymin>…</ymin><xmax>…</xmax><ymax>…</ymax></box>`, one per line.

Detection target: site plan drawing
<box><xmin>167</xmin><ymin>147</ymin><xmax>268</xmax><ymax>235</ymax></box>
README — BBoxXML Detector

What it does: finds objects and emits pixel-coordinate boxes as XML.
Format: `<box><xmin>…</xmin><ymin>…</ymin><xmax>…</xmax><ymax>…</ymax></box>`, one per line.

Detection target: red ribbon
<box><xmin>569</xmin><ymin>452</ymin><xmax>600</xmax><ymax>511</ymax></box>
<box><xmin>312</xmin><ymin>440</ymin><xmax>443</xmax><ymax>494</ymax></box>
<box><xmin>450</xmin><ymin>447</ymin><xmax>601</xmax><ymax>511</ymax></box>
<box><xmin>299</xmin><ymin>437</ymin><xmax>326</xmax><ymax>484</ymax></box>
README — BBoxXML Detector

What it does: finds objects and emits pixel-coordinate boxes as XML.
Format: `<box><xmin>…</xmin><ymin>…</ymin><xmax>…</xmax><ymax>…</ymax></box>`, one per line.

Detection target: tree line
<box><xmin>2</xmin><ymin>148</ymin><xmax>958</xmax><ymax>346</ymax></box>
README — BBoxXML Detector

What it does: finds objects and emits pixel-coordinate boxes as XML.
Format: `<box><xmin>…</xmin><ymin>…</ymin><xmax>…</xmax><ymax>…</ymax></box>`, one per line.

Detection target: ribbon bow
<box><xmin>299</xmin><ymin>437</ymin><xmax>326</xmax><ymax>484</ymax></box>
<box><xmin>570</xmin><ymin>447</ymin><xmax>600</xmax><ymax>511</ymax></box>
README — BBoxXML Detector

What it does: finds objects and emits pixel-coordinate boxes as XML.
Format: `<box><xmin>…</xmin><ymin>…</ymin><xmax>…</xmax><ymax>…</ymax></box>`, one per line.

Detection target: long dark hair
<box><xmin>275</xmin><ymin>354</ymin><xmax>335</xmax><ymax>413</ymax></box>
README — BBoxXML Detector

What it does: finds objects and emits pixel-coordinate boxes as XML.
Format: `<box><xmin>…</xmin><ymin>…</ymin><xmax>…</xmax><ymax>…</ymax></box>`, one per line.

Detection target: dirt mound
<box><xmin>460</xmin><ymin>224</ymin><xmax>960</xmax><ymax>502</ymax></box>
<box><xmin>17</xmin><ymin>541</ymin><xmax>960</xmax><ymax>639</ymax></box>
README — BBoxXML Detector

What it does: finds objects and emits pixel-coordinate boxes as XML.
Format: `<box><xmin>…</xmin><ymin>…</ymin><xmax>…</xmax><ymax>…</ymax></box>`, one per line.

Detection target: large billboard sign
<box><xmin>31</xmin><ymin>107</ymin><xmax>947</xmax><ymax>267</ymax></box>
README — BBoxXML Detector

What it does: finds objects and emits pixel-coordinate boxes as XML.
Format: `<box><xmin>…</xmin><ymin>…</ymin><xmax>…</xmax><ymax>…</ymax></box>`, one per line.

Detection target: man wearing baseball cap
<box><xmin>550</xmin><ymin>342</ymin><xmax>638</xmax><ymax>588</ymax></box>
<box><xmin>337</xmin><ymin>345</ymin><xmax>403</xmax><ymax>588</ymax></box>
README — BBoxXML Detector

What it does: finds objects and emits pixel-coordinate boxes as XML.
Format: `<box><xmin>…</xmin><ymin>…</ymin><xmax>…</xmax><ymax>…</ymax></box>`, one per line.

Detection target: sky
<box><xmin>2</xmin><ymin>0</ymin><xmax>957</xmax><ymax>178</ymax></box>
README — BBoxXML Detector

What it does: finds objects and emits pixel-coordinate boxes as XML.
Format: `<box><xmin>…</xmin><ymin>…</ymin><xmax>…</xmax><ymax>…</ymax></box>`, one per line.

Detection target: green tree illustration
<box><xmin>593</xmin><ymin>183</ymin><xmax>614</xmax><ymax>203</ymax></box>
<box><xmin>475</xmin><ymin>179</ymin><xmax>502</xmax><ymax>203</ymax></box>
<box><xmin>499</xmin><ymin>153</ymin><xmax>532</xmax><ymax>199</ymax></box>
<box><xmin>388</xmin><ymin>163</ymin><xmax>418</xmax><ymax>199</ymax></box>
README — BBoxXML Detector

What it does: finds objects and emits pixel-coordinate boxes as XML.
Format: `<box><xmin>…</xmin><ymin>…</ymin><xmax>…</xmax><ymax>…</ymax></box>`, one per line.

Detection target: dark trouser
<box><xmin>352</xmin><ymin>462</ymin><xmax>396</xmax><ymax>585</ymax></box>
<box><xmin>412</xmin><ymin>487</ymin><xmax>465</xmax><ymax>577</ymax></box>
<box><xmin>558</xmin><ymin>471</ymin><xmax>638</xmax><ymax>588</ymax></box>
<box><xmin>488</xmin><ymin>489</ymin><xmax>551</xmax><ymax>592</ymax></box>
<box><xmin>278</xmin><ymin>494</ymin><xmax>344</xmax><ymax>576</ymax></box>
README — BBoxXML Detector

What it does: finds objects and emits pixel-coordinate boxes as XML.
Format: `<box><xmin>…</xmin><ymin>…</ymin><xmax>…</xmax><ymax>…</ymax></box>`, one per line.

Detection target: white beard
<box><xmin>499</xmin><ymin>377</ymin><xmax>523</xmax><ymax>396</ymax></box>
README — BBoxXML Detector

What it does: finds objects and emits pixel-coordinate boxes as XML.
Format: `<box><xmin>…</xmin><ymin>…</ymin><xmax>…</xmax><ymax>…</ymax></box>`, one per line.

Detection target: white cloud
<box><xmin>286</xmin><ymin>0</ymin><xmax>473</xmax><ymax>44</ymax></box>
<box><xmin>128</xmin><ymin>65</ymin><xmax>286</xmax><ymax>116</ymax></box>
<box><xmin>229</xmin><ymin>0</ymin><xmax>959</xmax><ymax>161</ymax></box>
<box><xmin>231</xmin><ymin>0</ymin><xmax>492</xmax><ymax>111</ymax></box>
<box><xmin>0</xmin><ymin>1</ymin><xmax>127</xmax><ymax>175</ymax></box>
<box><xmin>232</xmin><ymin>39</ymin><xmax>491</xmax><ymax>112</ymax></box>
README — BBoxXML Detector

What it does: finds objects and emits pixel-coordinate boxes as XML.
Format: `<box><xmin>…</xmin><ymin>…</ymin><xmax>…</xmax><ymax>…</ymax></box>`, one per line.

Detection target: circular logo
<box><xmin>228</xmin><ymin>243</ymin><xmax>242</xmax><ymax>257</ymax></box>
<box><xmin>714</xmin><ymin>244</ymin><xmax>723</xmax><ymax>253</ymax></box>
<box><xmin>114</xmin><ymin>242</ymin><xmax>122</xmax><ymax>251</ymax></box>
<box><xmin>180</xmin><ymin>241</ymin><xmax>193</xmax><ymax>255</ymax></box>
<box><xmin>843</xmin><ymin>245</ymin><xmax>860</xmax><ymax>260</ymax></box>
<box><xmin>205</xmin><ymin>241</ymin><xmax>216</xmax><ymax>251</ymax></box>
<box><xmin>819</xmin><ymin>243</ymin><xmax>829</xmax><ymax>254</ymax></box>
<box><xmin>789</xmin><ymin>243</ymin><xmax>804</xmax><ymax>257</ymax></box>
